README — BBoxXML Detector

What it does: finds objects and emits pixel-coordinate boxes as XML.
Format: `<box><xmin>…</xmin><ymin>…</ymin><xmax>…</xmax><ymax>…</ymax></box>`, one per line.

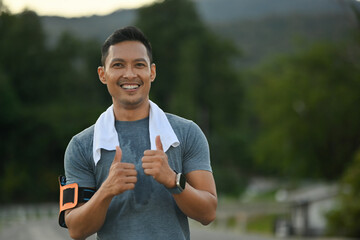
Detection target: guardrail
<box><xmin>0</xmin><ymin>203</ymin><xmax>58</xmax><ymax>226</ymax></box>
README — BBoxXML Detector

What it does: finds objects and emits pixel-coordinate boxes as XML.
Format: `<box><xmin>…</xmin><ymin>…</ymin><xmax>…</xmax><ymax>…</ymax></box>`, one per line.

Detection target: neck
<box><xmin>113</xmin><ymin>99</ymin><xmax>150</xmax><ymax>121</ymax></box>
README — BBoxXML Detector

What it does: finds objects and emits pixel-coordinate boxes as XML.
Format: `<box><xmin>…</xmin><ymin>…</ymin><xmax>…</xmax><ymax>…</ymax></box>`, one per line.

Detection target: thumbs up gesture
<box><xmin>103</xmin><ymin>146</ymin><xmax>137</xmax><ymax>197</ymax></box>
<box><xmin>142</xmin><ymin>136</ymin><xmax>176</xmax><ymax>189</ymax></box>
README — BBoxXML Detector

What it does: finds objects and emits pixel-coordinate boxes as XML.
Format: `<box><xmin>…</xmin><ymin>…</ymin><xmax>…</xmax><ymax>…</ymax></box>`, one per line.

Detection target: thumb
<box><xmin>155</xmin><ymin>135</ymin><xmax>163</xmax><ymax>151</ymax></box>
<box><xmin>113</xmin><ymin>146</ymin><xmax>122</xmax><ymax>164</ymax></box>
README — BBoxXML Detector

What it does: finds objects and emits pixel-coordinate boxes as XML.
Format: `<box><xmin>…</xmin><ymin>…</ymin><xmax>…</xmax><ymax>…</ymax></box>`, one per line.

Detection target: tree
<box><xmin>0</xmin><ymin>7</ymin><xmax>106</xmax><ymax>203</ymax></box>
<box><xmin>0</xmin><ymin>10</ymin><xmax>50</xmax><ymax>103</ymax></box>
<box><xmin>326</xmin><ymin>149</ymin><xmax>360</xmax><ymax>237</ymax></box>
<box><xmin>325</xmin><ymin>3</ymin><xmax>360</xmax><ymax>237</ymax></box>
<box><xmin>245</xmin><ymin>41</ymin><xmax>360</xmax><ymax>179</ymax></box>
<box><xmin>0</xmin><ymin>0</ymin><xmax>8</xmax><ymax>13</ymax></box>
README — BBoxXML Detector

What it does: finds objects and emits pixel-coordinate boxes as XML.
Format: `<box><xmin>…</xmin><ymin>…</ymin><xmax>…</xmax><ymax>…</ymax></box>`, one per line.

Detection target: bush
<box><xmin>326</xmin><ymin>149</ymin><xmax>360</xmax><ymax>237</ymax></box>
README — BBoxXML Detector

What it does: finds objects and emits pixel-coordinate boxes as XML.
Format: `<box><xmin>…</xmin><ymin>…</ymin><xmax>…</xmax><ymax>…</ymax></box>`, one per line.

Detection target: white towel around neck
<box><xmin>93</xmin><ymin>100</ymin><xmax>180</xmax><ymax>165</ymax></box>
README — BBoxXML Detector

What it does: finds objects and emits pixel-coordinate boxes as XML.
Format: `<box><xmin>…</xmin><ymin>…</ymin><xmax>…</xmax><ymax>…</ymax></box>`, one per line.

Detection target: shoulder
<box><xmin>65</xmin><ymin>125</ymin><xmax>96</xmax><ymax>187</ymax></box>
<box><xmin>166</xmin><ymin>113</ymin><xmax>199</xmax><ymax>137</ymax></box>
<box><xmin>66</xmin><ymin>125</ymin><xmax>95</xmax><ymax>159</ymax></box>
<box><xmin>165</xmin><ymin>113</ymin><xmax>208</xmax><ymax>144</ymax></box>
<box><xmin>166</xmin><ymin>112</ymin><xmax>204</xmax><ymax>129</ymax></box>
<box><xmin>165</xmin><ymin>114</ymin><xmax>211</xmax><ymax>173</ymax></box>
<box><xmin>72</xmin><ymin>125</ymin><xmax>95</xmax><ymax>143</ymax></box>
<box><xmin>165</xmin><ymin>113</ymin><xmax>195</xmax><ymax>130</ymax></box>
<box><xmin>166</xmin><ymin>112</ymin><xmax>189</xmax><ymax>122</ymax></box>
<box><xmin>71</xmin><ymin>124</ymin><xmax>95</xmax><ymax>148</ymax></box>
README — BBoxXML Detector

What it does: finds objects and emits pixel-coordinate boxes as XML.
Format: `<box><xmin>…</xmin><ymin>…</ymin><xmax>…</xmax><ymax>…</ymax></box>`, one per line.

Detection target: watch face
<box><xmin>179</xmin><ymin>174</ymin><xmax>186</xmax><ymax>190</ymax></box>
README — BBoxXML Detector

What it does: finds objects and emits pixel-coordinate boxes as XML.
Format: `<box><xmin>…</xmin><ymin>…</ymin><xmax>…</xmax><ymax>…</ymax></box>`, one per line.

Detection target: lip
<box><xmin>120</xmin><ymin>84</ymin><xmax>141</xmax><ymax>90</ymax></box>
<box><xmin>117</xmin><ymin>80</ymin><xmax>143</xmax><ymax>91</ymax></box>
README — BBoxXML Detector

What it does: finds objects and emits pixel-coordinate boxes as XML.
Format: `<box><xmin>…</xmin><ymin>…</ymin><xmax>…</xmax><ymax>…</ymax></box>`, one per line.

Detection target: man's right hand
<box><xmin>103</xmin><ymin>146</ymin><xmax>137</xmax><ymax>197</ymax></box>
<box><xmin>65</xmin><ymin>146</ymin><xmax>137</xmax><ymax>239</ymax></box>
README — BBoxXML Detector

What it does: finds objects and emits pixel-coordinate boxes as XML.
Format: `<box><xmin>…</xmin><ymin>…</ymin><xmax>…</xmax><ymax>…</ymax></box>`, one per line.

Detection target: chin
<box><xmin>117</xmin><ymin>97</ymin><xmax>147</xmax><ymax>108</ymax></box>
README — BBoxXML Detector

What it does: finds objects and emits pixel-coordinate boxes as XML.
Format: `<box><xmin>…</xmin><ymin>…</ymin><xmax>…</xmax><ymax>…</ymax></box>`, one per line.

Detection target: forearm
<box><xmin>65</xmin><ymin>187</ymin><xmax>113</xmax><ymax>240</ymax></box>
<box><xmin>173</xmin><ymin>182</ymin><xmax>217</xmax><ymax>225</ymax></box>
<box><xmin>65</xmin><ymin>147</ymin><xmax>137</xmax><ymax>239</ymax></box>
<box><xmin>170</xmin><ymin>170</ymin><xmax>217</xmax><ymax>225</ymax></box>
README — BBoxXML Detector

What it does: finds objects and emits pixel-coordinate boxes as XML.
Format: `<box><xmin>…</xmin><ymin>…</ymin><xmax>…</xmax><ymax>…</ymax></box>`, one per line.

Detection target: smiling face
<box><xmin>98</xmin><ymin>41</ymin><xmax>156</xmax><ymax>112</ymax></box>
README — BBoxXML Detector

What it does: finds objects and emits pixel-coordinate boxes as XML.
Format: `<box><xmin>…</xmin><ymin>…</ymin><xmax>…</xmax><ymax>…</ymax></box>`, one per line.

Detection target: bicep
<box><xmin>64</xmin><ymin>138</ymin><xmax>95</xmax><ymax>187</ymax></box>
<box><xmin>185</xmin><ymin>170</ymin><xmax>217</xmax><ymax>197</ymax></box>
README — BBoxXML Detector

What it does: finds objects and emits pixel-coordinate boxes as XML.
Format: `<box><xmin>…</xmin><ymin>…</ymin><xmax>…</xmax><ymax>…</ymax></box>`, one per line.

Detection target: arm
<box><xmin>173</xmin><ymin>170</ymin><xmax>217</xmax><ymax>225</ymax></box>
<box><xmin>142</xmin><ymin>136</ymin><xmax>217</xmax><ymax>225</ymax></box>
<box><xmin>64</xmin><ymin>188</ymin><xmax>113</xmax><ymax>240</ymax></box>
<box><xmin>65</xmin><ymin>146</ymin><xmax>137</xmax><ymax>240</ymax></box>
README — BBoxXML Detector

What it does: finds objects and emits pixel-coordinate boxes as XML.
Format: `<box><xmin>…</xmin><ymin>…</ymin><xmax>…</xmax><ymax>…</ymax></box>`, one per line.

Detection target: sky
<box><xmin>2</xmin><ymin>0</ymin><xmax>158</xmax><ymax>17</ymax></box>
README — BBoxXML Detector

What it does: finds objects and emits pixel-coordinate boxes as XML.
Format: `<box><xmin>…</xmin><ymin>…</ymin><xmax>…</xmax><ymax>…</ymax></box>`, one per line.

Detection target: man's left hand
<box><xmin>142</xmin><ymin>135</ymin><xmax>176</xmax><ymax>188</ymax></box>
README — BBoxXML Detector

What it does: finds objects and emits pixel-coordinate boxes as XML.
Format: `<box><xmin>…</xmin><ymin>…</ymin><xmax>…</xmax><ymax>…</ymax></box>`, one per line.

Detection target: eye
<box><xmin>112</xmin><ymin>62</ymin><xmax>124</xmax><ymax>68</ymax></box>
<box><xmin>135</xmin><ymin>62</ymin><xmax>146</xmax><ymax>68</ymax></box>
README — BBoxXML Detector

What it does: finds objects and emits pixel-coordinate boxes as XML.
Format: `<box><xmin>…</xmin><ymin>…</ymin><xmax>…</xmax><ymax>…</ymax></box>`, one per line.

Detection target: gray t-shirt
<box><xmin>64</xmin><ymin>113</ymin><xmax>211</xmax><ymax>240</ymax></box>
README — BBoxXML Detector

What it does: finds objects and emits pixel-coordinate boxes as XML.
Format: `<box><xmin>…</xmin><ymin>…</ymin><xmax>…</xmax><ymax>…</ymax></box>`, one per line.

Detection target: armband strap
<box><xmin>58</xmin><ymin>175</ymin><xmax>96</xmax><ymax>228</ymax></box>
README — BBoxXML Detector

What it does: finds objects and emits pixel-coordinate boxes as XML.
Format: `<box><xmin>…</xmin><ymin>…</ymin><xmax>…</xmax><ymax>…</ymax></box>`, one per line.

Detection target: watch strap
<box><xmin>167</xmin><ymin>170</ymin><xmax>184</xmax><ymax>194</ymax></box>
<box><xmin>167</xmin><ymin>185</ymin><xmax>184</xmax><ymax>194</ymax></box>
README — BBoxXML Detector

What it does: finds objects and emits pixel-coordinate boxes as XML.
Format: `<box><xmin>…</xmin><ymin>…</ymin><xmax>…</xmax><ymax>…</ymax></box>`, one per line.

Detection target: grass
<box><xmin>246</xmin><ymin>214</ymin><xmax>279</xmax><ymax>234</ymax></box>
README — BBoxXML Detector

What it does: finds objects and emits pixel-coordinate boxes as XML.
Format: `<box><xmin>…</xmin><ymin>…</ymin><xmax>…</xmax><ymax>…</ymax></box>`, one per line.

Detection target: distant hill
<box><xmin>194</xmin><ymin>0</ymin><xmax>352</xmax><ymax>22</ymax></box>
<box><xmin>40</xmin><ymin>0</ymin><xmax>360</xmax><ymax>66</ymax></box>
<box><xmin>212</xmin><ymin>12</ymin><xmax>357</xmax><ymax>66</ymax></box>
<box><xmin>41</xmin><ymin>9</ymin><xmax>136</xmax><ymax>44</ymax></box>
<box><xmin>195</xmin><ymin>0</ymin><xmax>359</xmax><ymax>65</ymax></box>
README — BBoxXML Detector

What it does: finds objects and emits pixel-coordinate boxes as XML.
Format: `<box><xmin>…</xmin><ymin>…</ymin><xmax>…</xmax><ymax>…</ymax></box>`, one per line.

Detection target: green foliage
<box><xmin>244</xmin><ymin>41</ymin><xmax>360</xmax><ymax>179</ymax></box>
<box><xmin>326</xmin><ymin>149</ymin><xmax>360</xmax><ymax>237</ymax></box>
<box><xmin>0</xmin><ymin>11</ymin><xmax>48</xmax><ymax>103</ymax></box>
<box><xmin>213</xmin><ymin>166</ymin><xmax>248</xmax><ymax>197</ymax></box>
<box><xmin>0</xmin><ymin>68</ymin><xmax>20</xmax><ymax>123</ymax></box>
<box><xmin>0</xmin><ymin>9</ymin><xmax>107</xmax><ymax>203</ymax></box>
<box><xmin>247</xmin><ymin>214</ymin><xmax>278</xmax><ymax>234</ymax></box>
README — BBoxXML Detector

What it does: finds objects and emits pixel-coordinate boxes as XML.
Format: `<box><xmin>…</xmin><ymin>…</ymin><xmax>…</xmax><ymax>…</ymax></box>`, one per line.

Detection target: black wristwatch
<box><xmin>167</xmin><ymin>170</ymin><xmax>186</xmax><ymax>194</ymax></box>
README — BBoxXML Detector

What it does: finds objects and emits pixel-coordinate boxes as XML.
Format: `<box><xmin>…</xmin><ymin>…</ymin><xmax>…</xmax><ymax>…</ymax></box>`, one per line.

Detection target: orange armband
<box><xmin>58</xmin><ymin>176</ymin><xmax>96</xmax><ymax>228</ymax></box>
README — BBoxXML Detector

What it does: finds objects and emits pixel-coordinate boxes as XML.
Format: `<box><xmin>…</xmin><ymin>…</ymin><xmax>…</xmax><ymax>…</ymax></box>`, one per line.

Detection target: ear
<box><xmin>98</xmin><ymin>66</ymin><xmax>107</xmax><ymax>84</ymax></box>
<box><xmin>150</xmin><ymin>63</ymin><xmax>156</xmax><ymax>82</ymax></box>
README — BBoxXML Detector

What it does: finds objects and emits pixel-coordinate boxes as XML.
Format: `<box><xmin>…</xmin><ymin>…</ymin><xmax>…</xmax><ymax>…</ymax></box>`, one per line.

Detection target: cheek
<box><xmin>144</xmin><ymin>79</ymin><xmax>153</xmax><ymax>88</ymax></box>
<box><xmin>105</xmin><ymin>72</ymin><xmax>121</xmax><ymax>84</ymax></box>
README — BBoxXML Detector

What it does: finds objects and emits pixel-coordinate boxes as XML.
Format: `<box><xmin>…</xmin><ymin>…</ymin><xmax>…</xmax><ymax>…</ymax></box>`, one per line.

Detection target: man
<box><xmin>60</xmin><ymin>26</ymin><xmax>217</xmax><ymax>240</ymax></box>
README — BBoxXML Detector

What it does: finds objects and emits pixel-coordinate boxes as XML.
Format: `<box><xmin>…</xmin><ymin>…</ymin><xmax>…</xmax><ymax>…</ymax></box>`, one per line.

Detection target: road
<box><xmin>0</xmin><ymin>203</ymin><xmax>281</xmax><ymax>240</ymax></box>
<box><xmin>0</xmin><ymin>203</ymin><xmax>349</xmax><ymax>240</ymax></box>
<box><xmin>0</xmin><ymin>216</ymin><xmax>274</xmax><ymax>240</ymax></box>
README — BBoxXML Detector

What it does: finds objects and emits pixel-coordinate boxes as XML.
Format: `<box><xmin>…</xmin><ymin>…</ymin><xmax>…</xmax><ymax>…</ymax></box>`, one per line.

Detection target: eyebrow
<box><xmin>110</xmin><ymin>58</ymin><xmax>148</xmax><ymax>64</ymax></box>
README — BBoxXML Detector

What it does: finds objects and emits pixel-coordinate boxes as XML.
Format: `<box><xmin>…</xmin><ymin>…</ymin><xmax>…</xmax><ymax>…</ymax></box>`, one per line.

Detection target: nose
<box><xmin>123</xmin><ymin>66</ymin><xmax>137</xmax><ymax>79</ymax></box>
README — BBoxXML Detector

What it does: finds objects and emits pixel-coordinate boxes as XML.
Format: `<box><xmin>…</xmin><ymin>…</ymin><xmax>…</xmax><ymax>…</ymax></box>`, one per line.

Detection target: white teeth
<box><xmin>121</xmin><ymin>84</ymin><xmax>139</xmax><ymax>89</ymax></box>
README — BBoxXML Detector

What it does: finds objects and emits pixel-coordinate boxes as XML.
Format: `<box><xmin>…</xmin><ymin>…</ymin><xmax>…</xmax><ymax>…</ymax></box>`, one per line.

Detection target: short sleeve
<box><xmin>64</xmin><ymin>137</ymin><xmax>96</xmax><ymax>188</ymax></box>
<box><xmin>182</xmin><ymin>121</ymin><xmax>212</xmax><ymax>174</ymax></box>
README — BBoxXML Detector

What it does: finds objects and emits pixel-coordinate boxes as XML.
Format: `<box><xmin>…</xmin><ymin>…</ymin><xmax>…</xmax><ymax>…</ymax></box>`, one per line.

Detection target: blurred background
<box><xmin>1</xmin><ymin>0</ymin><xmax>360</xmax><ymax>239</ymax></box>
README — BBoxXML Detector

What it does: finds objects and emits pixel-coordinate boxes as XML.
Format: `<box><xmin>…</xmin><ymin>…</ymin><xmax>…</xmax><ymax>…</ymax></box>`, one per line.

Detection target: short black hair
<box><xmin>101</xmin><ymin>26</ymin><xmax>153</xmax><ymax>67</ymax></box>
